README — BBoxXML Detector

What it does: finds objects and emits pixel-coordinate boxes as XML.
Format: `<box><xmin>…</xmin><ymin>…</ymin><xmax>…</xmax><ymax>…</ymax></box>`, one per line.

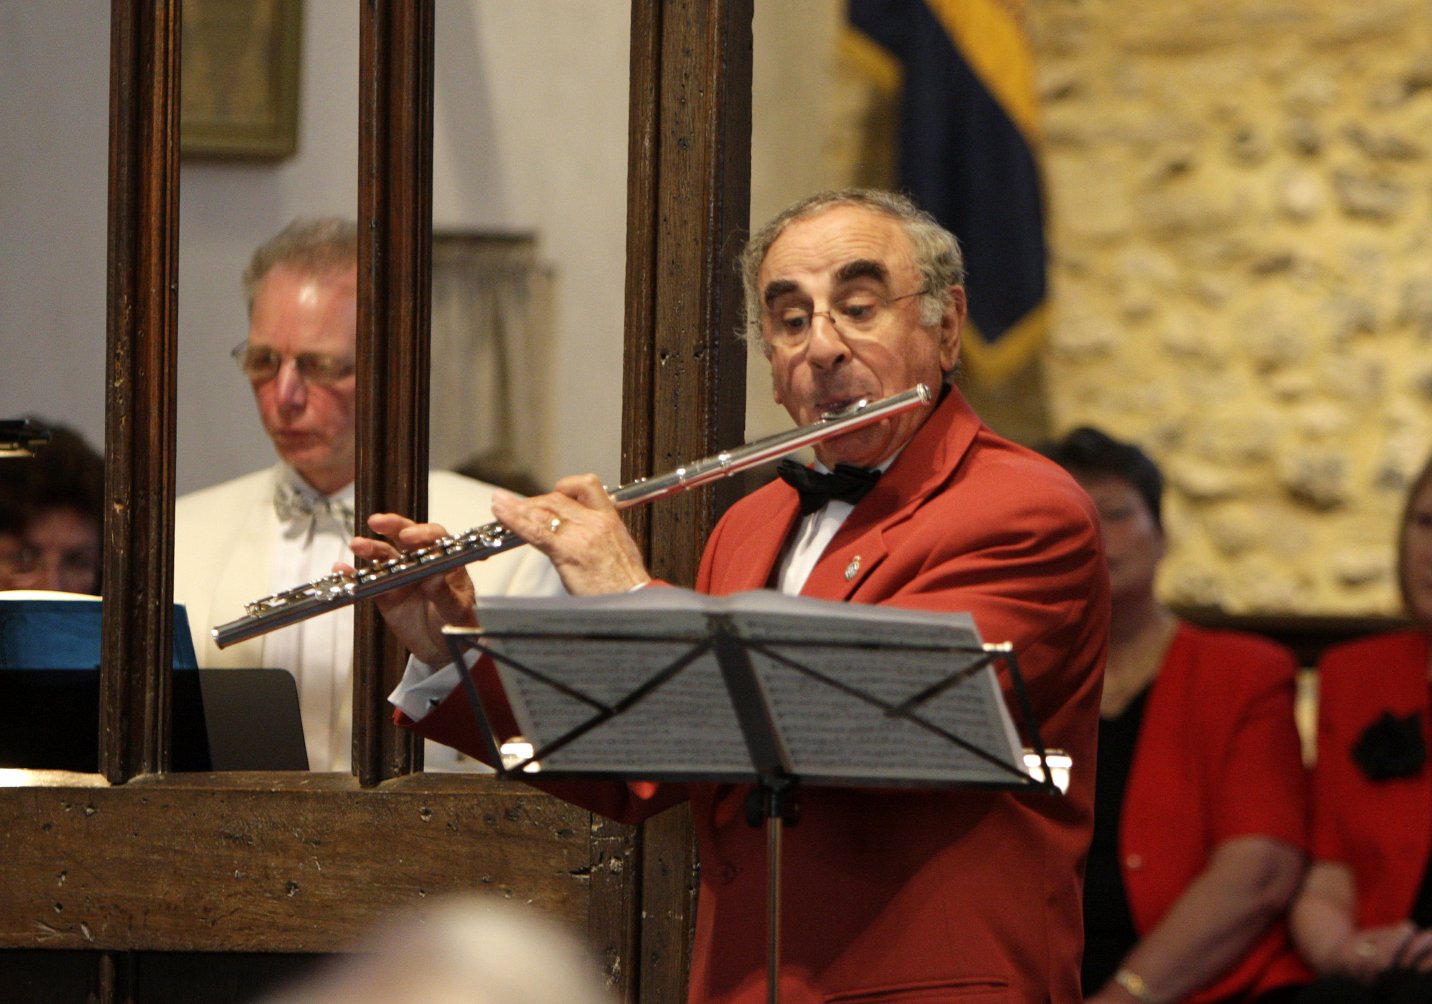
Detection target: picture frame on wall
<box><xmin>180</xmin><ymin>0</ymin><xmax>302</xmax><ymax>160</ymax></box>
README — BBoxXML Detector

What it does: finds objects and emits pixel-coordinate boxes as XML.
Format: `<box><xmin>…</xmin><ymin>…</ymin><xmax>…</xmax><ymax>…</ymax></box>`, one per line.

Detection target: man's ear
<box><xmin>937</xmin><ymin>285</ymin><xmax>967</xmax><ymax>372</ymax></box>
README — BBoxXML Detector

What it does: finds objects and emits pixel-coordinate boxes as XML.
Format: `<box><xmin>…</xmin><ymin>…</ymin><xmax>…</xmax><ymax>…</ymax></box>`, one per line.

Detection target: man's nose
<box><xmin>273</xmin><ymin>358</ymin><xmax>308</xmax><ymax>409</ymax></box>
<box><xmin>804</xmin><ymin>312</ymin><xmax>850</xmax><ymax>369</ymax></box>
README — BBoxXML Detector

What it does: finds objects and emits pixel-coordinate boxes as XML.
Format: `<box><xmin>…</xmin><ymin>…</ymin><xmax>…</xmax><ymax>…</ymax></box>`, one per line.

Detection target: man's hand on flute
<box><xmin>348</xmin><ymin>475</ymin><xmax>652</xmax><ymax>665</ymax></box>
<box><xmin>347</xmin><ymin>514</ymin><xmax>478</xmax><ymax>666</ymax></box>
<box><xmin>488</xmin><ymin>475</ymin><xmax>651</xmax><ymax>596</ymax></box>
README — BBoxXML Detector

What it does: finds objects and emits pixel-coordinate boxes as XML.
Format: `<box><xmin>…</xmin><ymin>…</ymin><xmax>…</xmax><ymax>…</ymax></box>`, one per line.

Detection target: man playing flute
<box><xmin>362</xmin><ymin>190</ymin><xmax>1109</xmax><ymax>1003</ymax></box>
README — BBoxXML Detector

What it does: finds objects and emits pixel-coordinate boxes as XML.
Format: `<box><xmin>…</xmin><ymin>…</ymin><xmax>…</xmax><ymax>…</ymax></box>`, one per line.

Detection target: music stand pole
<box><xmin>748</xmin><ymin>774</ymin><xmax>799</xmax><ymax>1004</ymax></box>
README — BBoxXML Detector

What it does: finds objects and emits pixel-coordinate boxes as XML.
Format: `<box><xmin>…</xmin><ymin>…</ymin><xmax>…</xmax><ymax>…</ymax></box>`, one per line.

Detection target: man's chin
<box><xmin>814</xmin><ymin>428</ymin><xmax>890</xmax><ymax>470</ymax></box>
<box><xmin>274</xmin><ymin>445</ymin><xmax>334</xmax><ymax>481</ymax></box>
<box><xmin>274</xmin><ymin>445</ymin><xmax>315</xmax><ymax>469</ymax></box>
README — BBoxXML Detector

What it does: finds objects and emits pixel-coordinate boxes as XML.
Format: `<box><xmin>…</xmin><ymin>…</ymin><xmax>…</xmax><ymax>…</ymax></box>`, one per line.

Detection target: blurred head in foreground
<box><xmin>260</xmin><ymin>895</ymin><xmax>612</xmax><ymax>1004</ymax></box>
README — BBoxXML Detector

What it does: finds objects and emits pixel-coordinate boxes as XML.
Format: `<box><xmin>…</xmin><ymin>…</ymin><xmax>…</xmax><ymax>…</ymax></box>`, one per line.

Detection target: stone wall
<box><xmin>1034</xmin><ymin>0</ymin><xmax>1432</xmax><ymax>615</ymax></box>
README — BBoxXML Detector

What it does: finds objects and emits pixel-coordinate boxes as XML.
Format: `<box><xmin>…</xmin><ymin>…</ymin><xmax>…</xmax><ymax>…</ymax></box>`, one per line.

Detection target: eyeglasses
<box><xmin>0</xmin><ymin>541</ymin><xmax>97</xmax><ymax>582</ymax></box>
<box><xmin>0</xmin><ymin>542</ymin><xmax>40</xmax><ymax>577</ymax></box>
<box><xmin>763</xmin><ymin>288</ymin><xmax>928</xmax><ymax>347</ymax></box>
<box><xmin>231</xmin><ymin>341</ymin><xmax>356</xmax><ymax>386</ymax></box>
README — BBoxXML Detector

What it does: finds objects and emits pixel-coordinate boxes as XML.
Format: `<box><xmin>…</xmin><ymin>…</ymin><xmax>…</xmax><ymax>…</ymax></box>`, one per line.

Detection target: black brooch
<box><xmin>1352</xmin><ymin>711</ymin><xmax>1426</xmax><ymax>782</ymax></box>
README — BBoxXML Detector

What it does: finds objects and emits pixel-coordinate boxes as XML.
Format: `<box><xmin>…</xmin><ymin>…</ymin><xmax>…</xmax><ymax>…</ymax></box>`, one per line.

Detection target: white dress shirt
<box><xmin>264</xmin><ymin>471</ymin><xmax>356</xmax><ymax>771</ymax></box>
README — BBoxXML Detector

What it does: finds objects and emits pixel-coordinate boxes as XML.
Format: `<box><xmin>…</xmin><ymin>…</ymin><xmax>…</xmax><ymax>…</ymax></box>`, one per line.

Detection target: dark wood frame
<box><xmin>0</xmin><ymin>1</ymin><xmax>752</xmax><ymax>1001</ymax></box>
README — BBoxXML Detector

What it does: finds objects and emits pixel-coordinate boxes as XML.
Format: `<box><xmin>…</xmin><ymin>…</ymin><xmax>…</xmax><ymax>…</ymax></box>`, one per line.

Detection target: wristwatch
<box><xmin>1113</xmin><ymin>968</ymin><xmax>1157</xmax><ymax>1004</ymax></box>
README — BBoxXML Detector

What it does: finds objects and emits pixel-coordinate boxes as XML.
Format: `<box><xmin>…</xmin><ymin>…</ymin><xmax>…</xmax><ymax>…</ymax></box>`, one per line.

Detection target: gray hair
<box><xmin>738</xmin><ymin>189</ymin><xmax>965</xmax><ymax>363</ymax></box>
<box><xmin>242</xmin><ymin>217</ymin><xmax>358</xmax><ymax>314</ymax></box>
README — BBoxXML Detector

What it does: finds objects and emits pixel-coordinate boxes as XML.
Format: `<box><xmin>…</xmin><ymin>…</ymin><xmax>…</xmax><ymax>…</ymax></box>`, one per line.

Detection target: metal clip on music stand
<box><xmin>441</xmin><ymin>596</ymin><xmax>1065</xmax><ymax>1004</ymax></box>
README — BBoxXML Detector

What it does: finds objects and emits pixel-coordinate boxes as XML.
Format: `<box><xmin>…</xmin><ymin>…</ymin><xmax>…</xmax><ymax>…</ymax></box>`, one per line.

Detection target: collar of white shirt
<box><xmin>774</xmin><ymin>451</ymin><xmax>900</xmax><ymax>595</ymax></box>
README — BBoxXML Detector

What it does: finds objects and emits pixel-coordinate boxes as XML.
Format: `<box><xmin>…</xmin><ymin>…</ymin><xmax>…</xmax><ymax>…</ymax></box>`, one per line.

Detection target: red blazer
<box><xmin>1310</xmin><ymin>630</ymin><xmax>1432</xmax><ymax>929</ymax></box>
<box><xmin>408</xmin><ymin>388</ymin><xmax>1109</xmax><ymax>1003</ymax></box>
<box><xmin>1120</xmin><ymin>624</ymin><xmax>1310</xmax><ymax>1002</ymax></box>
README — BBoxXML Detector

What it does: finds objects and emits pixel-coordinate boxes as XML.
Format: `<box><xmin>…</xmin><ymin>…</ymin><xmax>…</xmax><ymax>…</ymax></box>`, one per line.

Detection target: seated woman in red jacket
<box><xmin>1048</xmin><ymin>428</ymin><xmax>1309</xmax><ymax>1004</ymax></box>
<box><xmin>1290</xmin><ymin>452</ymin><xmax>1432</xmax><ymax>1002</ymax></box>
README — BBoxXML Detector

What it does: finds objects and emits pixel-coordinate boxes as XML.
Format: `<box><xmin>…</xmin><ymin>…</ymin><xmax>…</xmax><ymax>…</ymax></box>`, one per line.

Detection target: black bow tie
<box><xmin>776</xmin><ymin>459</ymin><xmax>882</xmax><ymax>516</ymax></box>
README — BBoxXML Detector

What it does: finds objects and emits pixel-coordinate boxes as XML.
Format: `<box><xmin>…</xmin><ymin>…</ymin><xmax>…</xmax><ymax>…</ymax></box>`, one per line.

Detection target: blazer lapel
<box><xmin>698</xmin><ymin>475</ymin><xmax>804</xmax><ymax>595</ymax></box>
<box><xmin>800</xmin><ymin>387</ymin><xmax>977</xmax><ymax>601</ymax></box>
<box><xmin>800</xmin><ymin>519</ymin><xmax>889</xmax><ymax>600</ymax></box>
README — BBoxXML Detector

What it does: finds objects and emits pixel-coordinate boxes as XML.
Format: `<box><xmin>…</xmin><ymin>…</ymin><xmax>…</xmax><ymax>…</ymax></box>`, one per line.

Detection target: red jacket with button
<box><xmin>403</xmin><ymin>388</ymin><xmax>1109</xmax><ymax>1003</ymax></box>
<box><xmin>1309</xmin><ymin>630</ymin><xmax>1432</xmax><ymax>929</ymax></box>
<box><xmin>1117</xmin><ymin>623</ymin><xmax>1310</xmax><ymax>1001</ymax></box>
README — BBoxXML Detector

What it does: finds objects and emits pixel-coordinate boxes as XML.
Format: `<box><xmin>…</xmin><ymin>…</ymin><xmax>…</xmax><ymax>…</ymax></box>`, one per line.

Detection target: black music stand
<box><xmin>441</xmin><ymin>590</ymin><xmax>1065</xmax><ymax>1004</ymax></box>
<box><xmin>0</xmin><ymin>418</ymin><xmax>51</xmax><ymax>457</ymax></box>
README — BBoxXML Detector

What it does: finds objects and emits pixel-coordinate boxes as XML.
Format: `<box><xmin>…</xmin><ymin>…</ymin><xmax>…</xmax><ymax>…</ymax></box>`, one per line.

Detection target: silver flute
<box><xmin>212</xmin><ymin>383</ymin><xmax>933</xmax><ymax>648</ymax></box>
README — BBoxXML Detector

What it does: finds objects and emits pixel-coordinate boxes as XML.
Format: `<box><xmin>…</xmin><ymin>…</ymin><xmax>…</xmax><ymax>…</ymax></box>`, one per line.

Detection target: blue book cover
<box><xmin>0</xmin><ymin>593</ymin><xmax>199</xmax><ymax>670</ymax></box>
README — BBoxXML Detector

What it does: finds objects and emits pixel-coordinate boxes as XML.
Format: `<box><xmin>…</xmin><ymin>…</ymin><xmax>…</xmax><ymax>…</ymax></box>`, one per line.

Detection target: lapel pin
<box><xmin>844</xmin><ymin>556</ymin><xmax>861</xmax><ymax>581</ymax></box>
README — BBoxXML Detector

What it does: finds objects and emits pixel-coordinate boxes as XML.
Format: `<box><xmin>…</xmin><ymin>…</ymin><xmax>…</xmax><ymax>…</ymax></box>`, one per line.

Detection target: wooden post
<box><xmin>101</xmin><ymin>0</ymin><xmax>181</xmax><ymax>782</ymax></box>
<box><xmin>354</xmin><ymin>0</ymin><xmax>436</xmax><ymax>785</ymax></box>
<box><xmin>623</xmin><ymin>2</ymin><xmax>754</xmax><ymax>999</ymax></box>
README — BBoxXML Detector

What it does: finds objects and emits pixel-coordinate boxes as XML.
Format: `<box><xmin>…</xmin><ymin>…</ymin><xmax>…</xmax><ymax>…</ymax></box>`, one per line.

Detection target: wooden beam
<box><xmin>0</xmin><ymin>775</ymin><xmax>592</xmax><ymax>954</ymax></box>
<box><xmin>623</xmin><ymin>0</ymin><xmax>753</xmax><ymax>573</ymax></box>
<box><xmin>354</xmin><ymin>0</ymin><xmax>436</xmax><ymax>785</ymax></box>
<box><xmin>622</xmin><ymin>2</ymin><xmax>754</xmax><ymax>1001</ymax></box>
<box><xmin>102</xmin><ymin>0</ymin><xmax>181</xmax><ymax>783</ymax></box>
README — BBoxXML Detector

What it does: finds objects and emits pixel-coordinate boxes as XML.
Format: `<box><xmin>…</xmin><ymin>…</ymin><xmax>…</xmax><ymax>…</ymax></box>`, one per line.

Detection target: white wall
<box><xmin>0</xmin><ymin>2</ymin><xmax>110</xmax><ymax>446</ymax></box>
<box><xmin>747</xmin><ymin>0</ymin><xmax>845</xmax><ymax>442</ymax></box>
<box><xmin>429</xmin><ymin>2</ymin><xmax>630</xmax><ymax>485</ymax></box>
<box><xmin>177</xmin><ymin>1</ymin><xmax>362</xmax><ymax>492</ymax></box>
<box><xmin>1</xmin><ymin>1</ymin><xmax>631</xmax><ymax>496</ymax></box>
<box><xmin>0</xmin><ymin>0</ymin><xmax>845</xmax><ymax>497</ymax></box>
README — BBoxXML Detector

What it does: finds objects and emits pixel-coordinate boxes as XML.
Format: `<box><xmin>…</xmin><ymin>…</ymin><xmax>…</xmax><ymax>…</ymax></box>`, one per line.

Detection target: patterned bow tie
<box><xmin>273</xmin><ymin>481</ymin><xmax>355</xmax><ymax>535</ymax></box>
<box><xmin>776</xmin><ymin>459</ymin><xmax>882</xmax><ymax>516</ymax></box>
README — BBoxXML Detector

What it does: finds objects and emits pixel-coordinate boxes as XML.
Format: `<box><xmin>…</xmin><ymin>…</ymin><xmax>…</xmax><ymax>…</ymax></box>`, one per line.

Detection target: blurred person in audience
<box><xmin>1047</xmin><ymin>426</ymin><xmax>1309</xmax><ymax>1004</ymax></box>
<box><xmin>0</xmin><ymin>501</ymin><xmax>30</xmax><ymax>590</ymax></box>
<box><xmin>0</xmin><ymin>422</ymin><xmax>104</xmax><ymax>594</ymax></box>
<box><xmin>1290</xmin><ymin>451</ymin><xmax>1432</xmax><ymax>1002</ymax></box>
<box><xmin>259</xmin><ymin>894</ymin><xmax>611</xmax><ymax>1004</ymax></box>
<box><xmin>173</xmin><ymin>217</ymin><xmax>561</xmax><ymax>772</ymax></box>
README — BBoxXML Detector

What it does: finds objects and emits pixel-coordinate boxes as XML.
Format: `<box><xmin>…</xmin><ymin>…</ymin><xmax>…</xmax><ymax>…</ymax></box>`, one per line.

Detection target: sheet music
<box><xmin>721</xmin><ymin>594</ymin><xmax>1022</xmax><ymax>784</ymax></box>
<box><xmin>495</xmin><ymin>640</ymin><xmax>752</xmax><ymax>774</ymax></box>
<box><xmin>474</xmin><ymin>592</ymin><xmax>752</xmax><ymax>774</ymax></box>
<box><xmin>455</xmin><ymin>588</ymin><xmax>1027</xmax><ymax>786</ymax></box>
<box><xmin>745</xmin><ymin>645</ymin><xmax>1021</xmax><ymax>784</ymax></box>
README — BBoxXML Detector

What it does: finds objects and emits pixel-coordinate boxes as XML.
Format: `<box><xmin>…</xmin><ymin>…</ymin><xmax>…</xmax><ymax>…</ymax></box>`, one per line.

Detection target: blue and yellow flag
<box><xmin>845</xmin><ymin>0</ymin><xmax>1046</xmax><ymax>385</ymax></box>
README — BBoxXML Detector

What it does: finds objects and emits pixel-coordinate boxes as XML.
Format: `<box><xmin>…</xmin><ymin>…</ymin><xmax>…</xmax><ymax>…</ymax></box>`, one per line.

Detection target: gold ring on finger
<box><xmin>548</xmin><ymin>516</ymin><xmax>562</xmax><ymax>534</ymax></box>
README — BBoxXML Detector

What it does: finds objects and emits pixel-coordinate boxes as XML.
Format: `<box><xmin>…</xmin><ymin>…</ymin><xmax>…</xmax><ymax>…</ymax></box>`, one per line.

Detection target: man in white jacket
<box><xmin>175</xmin><ymin>218</ymin><xmax>561</xmax><ymax>771</ymax></box>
